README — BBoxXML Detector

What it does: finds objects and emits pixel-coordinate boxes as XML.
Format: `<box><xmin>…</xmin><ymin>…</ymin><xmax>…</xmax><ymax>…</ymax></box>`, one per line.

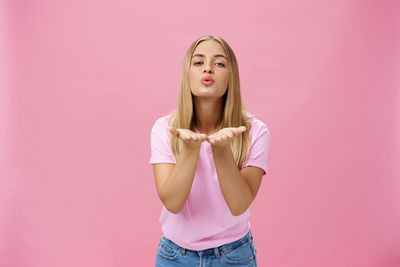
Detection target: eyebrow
<box><xmin>191</xmin><ymin>54</ymin><xmax>227</xmax><ymax>60</ymax></box>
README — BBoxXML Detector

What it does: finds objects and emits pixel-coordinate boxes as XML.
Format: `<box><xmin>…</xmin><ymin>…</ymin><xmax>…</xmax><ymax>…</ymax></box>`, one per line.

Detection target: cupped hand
<box><xmin>169</xmin><ymin>127</ymin><xmax>208</xmax><ymax>148</ymax></box>
<box><xmin>207</xmin><ymin>126</ymin><xmax>246</xmax><ymax>148</ymax></box>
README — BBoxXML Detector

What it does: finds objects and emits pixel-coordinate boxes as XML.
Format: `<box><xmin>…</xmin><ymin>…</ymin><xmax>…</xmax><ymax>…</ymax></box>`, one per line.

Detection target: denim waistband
<box><xmin>160</xmin><ymin>230</ymin><xmax>254</xmax><ymax>257</ymax></box>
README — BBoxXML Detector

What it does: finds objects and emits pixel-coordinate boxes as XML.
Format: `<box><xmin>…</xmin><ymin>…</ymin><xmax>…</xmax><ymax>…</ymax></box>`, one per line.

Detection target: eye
<box><xmin>193</xmin><ymin>61</ymin><xmax>203</xmax><ymax>65</ymax></box>
<box><xmin>216</xmin><ymin>62</ymin><xmax>225</xmax><ymax>67</ymax></box>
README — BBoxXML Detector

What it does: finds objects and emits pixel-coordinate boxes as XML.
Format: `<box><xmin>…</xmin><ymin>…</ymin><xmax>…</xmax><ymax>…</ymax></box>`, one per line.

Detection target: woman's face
<box><xmin>189</xmin><ymin>40</ymin><xmax>229</xmax><ymax>99</ymax></box>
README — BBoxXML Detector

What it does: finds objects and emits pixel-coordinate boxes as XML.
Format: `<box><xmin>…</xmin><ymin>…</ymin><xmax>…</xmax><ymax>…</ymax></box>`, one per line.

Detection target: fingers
<box><xmin>238</xmin><ymin>126</ymin><xmax>246</xmax><ymax>132</ymax></box>
<box><xmin>181</xmin><ymin>134</ymin><xmax>206</xmax><ymax>146</ymax></box>
<box><xmin>169</xmin><ymin>126</ymin><xmax>246</xmax><ymax>147</ymax></box>
<box><xmin>230</xmin><ymin>126</ymin><xmax>246</xmax><ymax>138</ymax></box>
<box><xmin>169</xmin><ymin>127</ymin><xmax>207</xmax><ymax>146</ymax></box>
<box><xmin>207</xmin><ymin>126</ymin><xmax>246</xmax><ymax>145</ymax></box>
<box><xmin>169</xmin><ymin>127</ymin><xmax>180</xmax><ymax>137</ymax></box>
<box><xmin>234</xmin><ymin>126</ymin><xmax>246</xmax><ymax>135</ymax></box>
<box><xmin>216</xmin><ymin>126</ymin><xmax>246</xmax><ymax>138</ymax></box>
<box><xmin>200</xmin><ymin>133</ymin><xmax>208</xmax><ymax>140</ymax></box>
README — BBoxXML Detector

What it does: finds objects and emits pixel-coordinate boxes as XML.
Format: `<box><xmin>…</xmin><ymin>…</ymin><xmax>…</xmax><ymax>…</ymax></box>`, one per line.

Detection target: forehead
<box><xmin>192</xmin><ymin>40</ymin><xmax>226</xmax><ymax>57</ymax></box>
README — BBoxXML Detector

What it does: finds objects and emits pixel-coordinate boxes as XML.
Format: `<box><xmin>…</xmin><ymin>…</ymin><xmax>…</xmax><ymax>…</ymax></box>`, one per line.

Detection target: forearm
<box><xmin>159</xmin><ymin>145</ymin><xmax>200</xmax><ymax>214</ymax></box>
<box><xmin>212</xmin><ymin>145</ymin><xmax>253</xmax><ymax>216</ymax></box>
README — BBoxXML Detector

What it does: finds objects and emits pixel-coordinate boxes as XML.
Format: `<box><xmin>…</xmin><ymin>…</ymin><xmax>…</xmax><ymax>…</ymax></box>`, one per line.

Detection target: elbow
<box><xmin>229</xmin><ymin>197</ymin><xmax>253</xmax><ymax>216</ymax></box>
<box><xmin>230</xmin><ymin>210</ymin><xmax>246</xmax><ymax>216</ymax></box>
<box><xmin>229</xmin><ymin>206</ymin><xmax>247</xmax><ymax>216</ymax></box>
<box><xmin>165</xmin><ymin>201</ymin><xmax>183</xmax><ymax>214</ymax></box>
<box><xmin>159</xmin><ymin>195</ymin><xmax>183</xmax><ymax>214</ymax></box>
<box><xmin>230</xmin><ymin>193</ymin><xmax>254</xmax><ymax>216</ymax></box>
<box><xmin>166</xmin><ymin>206</ymin><xmax>181</xmax><ymax>214</ymax></box>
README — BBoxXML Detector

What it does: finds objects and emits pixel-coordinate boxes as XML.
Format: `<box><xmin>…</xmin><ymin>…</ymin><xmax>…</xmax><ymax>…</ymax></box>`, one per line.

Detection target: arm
<box><xmin>152</xmin><ymin>126</ymin><xmax>207</xmax><ymax>214</ymax></box>
<box><xmin>211</xmin><ymin>145</ymin><xmax>263</xmax><ymax>216</ymax></box>
<box><xmin>156</xmin><ymin>145</ymin><xmax>200</xmax><ymax>214</ymax></box>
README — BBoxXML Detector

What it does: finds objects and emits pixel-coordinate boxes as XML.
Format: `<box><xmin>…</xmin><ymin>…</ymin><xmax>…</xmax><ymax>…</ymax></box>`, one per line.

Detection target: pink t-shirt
<box><xmin>149</xmin><ymin>112</ymin><xmax>270</xmax><ymax>250</ymax></box>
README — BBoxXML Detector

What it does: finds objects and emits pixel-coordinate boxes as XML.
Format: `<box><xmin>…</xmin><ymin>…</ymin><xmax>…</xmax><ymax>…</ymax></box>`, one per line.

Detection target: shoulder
<box><xmin>245</xmin><ymin>112</ymin><xmax>270</xmax><ymax>137</ymax></box>
<box><xmin>153</xmin><ymin>113</ymin><xmax>174</xmax><ymax>129</ymax></box>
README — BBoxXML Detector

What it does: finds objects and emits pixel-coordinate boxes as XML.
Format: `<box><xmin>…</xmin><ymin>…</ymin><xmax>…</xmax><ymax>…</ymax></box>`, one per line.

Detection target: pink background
<box><xmin>1</xmin><ymin>0</ymin><xmax>399</xmax><ymax>266</ymax></box>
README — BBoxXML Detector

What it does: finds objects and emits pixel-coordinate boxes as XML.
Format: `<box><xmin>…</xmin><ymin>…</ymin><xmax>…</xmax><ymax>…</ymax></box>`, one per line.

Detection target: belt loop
<box><xmin>178</xmin><ymin>247</ymin><xmax>185</xmax><ymax>255</ymax></box>
<box><xmin>214</xmin><ymin>247</ymin><xmax>221</xmax><ymax>260</ymax></box>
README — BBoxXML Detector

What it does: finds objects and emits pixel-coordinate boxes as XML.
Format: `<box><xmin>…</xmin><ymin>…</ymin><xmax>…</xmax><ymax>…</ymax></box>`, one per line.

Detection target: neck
<box><xmin>192</xmin><ymin>97</ymin><xmax>224</xmax><ymax>134</ymax></box>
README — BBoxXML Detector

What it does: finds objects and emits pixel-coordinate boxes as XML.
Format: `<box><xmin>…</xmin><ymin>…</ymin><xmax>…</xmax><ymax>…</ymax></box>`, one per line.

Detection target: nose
<box><xmin>203</xmin><ymin>63</ymin><xmax>214</xmax><ymax>74</ymax></box>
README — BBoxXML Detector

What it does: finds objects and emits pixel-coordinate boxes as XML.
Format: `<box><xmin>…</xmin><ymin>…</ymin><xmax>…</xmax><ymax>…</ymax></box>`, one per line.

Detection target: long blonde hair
<box><xmin>168</xmin><ymin>34</ymin><xmax>252</xmax><ymax>168</ymax></box>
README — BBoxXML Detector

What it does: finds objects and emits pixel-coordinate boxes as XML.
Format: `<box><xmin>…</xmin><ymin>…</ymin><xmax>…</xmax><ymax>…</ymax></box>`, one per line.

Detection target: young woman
<box><xmin>149</xmin><ymin>34</ymin><xmax>270</xmax><ymax>267</ymax></box>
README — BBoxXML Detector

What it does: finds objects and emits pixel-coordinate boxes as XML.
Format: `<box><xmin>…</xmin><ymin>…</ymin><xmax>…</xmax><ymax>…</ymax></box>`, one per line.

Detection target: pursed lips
<box><xmin>201</xmin><ymin>76</ymin><xmax>214</xmax><ymax>84</ymax></box>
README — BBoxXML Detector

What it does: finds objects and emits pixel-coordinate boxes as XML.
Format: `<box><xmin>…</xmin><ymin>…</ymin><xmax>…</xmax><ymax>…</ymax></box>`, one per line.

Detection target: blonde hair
<box><xmin>168</xmin><ymin>34</ymin><xmax>252</xmax><ymax>168</ymax></box>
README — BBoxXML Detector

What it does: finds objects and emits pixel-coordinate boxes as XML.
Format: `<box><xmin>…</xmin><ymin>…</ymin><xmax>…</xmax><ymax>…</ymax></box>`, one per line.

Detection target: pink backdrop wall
<box><xmin>1</xmin><ymin>0</ymin><xmax>399</xmax><ymax>266</ymax></box>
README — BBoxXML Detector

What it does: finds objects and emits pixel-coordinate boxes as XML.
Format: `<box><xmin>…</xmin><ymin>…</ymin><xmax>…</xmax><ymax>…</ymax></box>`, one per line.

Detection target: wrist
<box><xmin>181</xmin><ymin>142</ymin><xmax>202</xmax><ymax>152</ymax></box>
<box><xmin>211</xmin><ymin>143</ymin><xmax>230</xmax><ymax>153</ymax></box>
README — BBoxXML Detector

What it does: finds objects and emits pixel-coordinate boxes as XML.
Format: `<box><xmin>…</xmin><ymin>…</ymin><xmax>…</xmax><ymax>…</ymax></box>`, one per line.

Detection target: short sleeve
<box><xmin>240</xmin><ymin>122</ymin><xmax>270</xmax><ymax>176</ymax></box>
<box><xmin>149</xmin><ymin>117</ymin><xmax>176</xmax><ymax>165</ymax></box>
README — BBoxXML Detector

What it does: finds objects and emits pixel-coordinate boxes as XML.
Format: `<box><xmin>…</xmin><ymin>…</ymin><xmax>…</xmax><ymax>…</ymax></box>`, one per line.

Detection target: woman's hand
<box><xmin>207</xmin><ymin>126</ymin><xmax>246</xmax><ymax>148</ymax></box>
<box><xmin>169</xmin><ymin>127</ymin><xmax>208</xmax><ymax>148</ymax></box>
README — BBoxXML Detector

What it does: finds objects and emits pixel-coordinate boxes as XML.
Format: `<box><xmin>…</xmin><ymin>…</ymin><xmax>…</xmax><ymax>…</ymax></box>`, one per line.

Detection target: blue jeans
<box><xmin>155</xmin><ymin>230</ymin><xmax>257</xmax><ymax>266</ymax></box>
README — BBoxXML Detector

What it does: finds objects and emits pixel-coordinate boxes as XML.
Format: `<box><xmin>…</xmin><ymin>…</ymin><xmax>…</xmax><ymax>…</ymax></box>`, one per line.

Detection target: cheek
<box><xmin>189</xmin><ymin>69</ymin><xmax>197</xmax><ymax>84</ymax></box>
<box><xmin>221</xmin><ymin>71</ymin><xmax>229</xmax><ymax>85</ymax></box>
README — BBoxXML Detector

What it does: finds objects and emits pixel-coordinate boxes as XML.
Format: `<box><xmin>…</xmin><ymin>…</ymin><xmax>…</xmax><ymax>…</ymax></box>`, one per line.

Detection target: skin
<box><xmin>159</xmin><ymin>40</ymin><xmax>263</xmax><ymax>216</ymax></box>
<box><xmin>169</xmin><ymin>39</ymin><xmax>245</xmax><ymax>146</ymax></box>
